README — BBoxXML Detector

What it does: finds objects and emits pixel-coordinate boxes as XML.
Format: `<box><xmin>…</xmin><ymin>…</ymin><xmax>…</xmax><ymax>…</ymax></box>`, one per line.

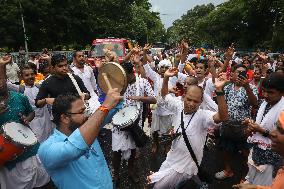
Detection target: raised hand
<box><xmin>236</xmin><ymin>75</ymin><xmax>249</xmax><ymax>88</ymax></box>
<box><xmin>102</xmin><ymin>88</ymin><xmax>123</xmax><ymax>110</ymax></box>
<box><xmin>131</xmin><ymin>47</ymin><xmax>140</xmax><ymax>54</ymax></box>
<box><xmin>224</xmin><ymin>43</ymin><xmax>235</xmax><ymax>59</ymax></box>
<box><xmin>40</xmin><ymin>54</ymin><xmax>50</xmax><ymax>61</ymax></box>
<box><xmin>0</xmin><ymin>55</ymin><xmax>12</xmax><ymax>65</ymax></box>
<box><xmin>215</xmin><ymin>73</ymin><xmax>228</xmax><ymax>90</ymax></box>
<box><xmin>164</xmin><ymin>68</ymin><xmax>178</xmax><ymax>78</ymax></box>
<box><xmin>143</xmin><ymin>44</ymin><xmax>152</xmax><ymax>52</ymax></box>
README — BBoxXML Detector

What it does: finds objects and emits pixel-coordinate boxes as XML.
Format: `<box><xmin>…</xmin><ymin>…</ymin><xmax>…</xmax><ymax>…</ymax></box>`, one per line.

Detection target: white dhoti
<box><xmin>30</xmin><ymin>107</ymin><xmax>55</xmax><ymax>143</ymax></box>
<box><xmin>112</xmin><ymin>128</ymin><xmax>136</xmax><ymax>160</ymax></box>
<box><xmin>0</xmin><ymin>155</ymin><xmax>50</xmax><ymax>189</ymax></box>
<box><xmin>245</xmin><ymin>149</ymin><xmax>273</xmax><ymax>186</ymax></box>
<box><xmin>151</xmin><ymin>113</ymin><xmax>173</xmax><ymax>135</ymax></box>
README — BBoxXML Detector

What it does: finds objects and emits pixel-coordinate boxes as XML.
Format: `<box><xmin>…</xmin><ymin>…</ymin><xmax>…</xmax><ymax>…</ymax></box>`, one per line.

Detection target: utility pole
<box><xmin>18</xmin><ymin>0</ymin><xmax>29</xmax><ymax>60</ymax></box>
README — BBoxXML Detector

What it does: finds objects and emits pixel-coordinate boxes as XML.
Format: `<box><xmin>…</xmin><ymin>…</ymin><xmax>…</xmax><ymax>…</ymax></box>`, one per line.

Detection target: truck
<box><xmin>88</xmin><ymin>38</ymin><xmax>132</xmax><ymax>66</ymax></box>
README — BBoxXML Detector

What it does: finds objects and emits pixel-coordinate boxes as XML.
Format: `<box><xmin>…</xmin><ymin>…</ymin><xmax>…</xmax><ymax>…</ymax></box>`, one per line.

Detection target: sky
<box><xmin>149</xmin><ymin>0</ymin><xmax>227</xmax><ymax>29</ymax></box>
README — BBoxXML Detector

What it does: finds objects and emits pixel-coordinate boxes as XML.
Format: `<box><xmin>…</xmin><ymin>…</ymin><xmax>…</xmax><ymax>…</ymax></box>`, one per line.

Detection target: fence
<box><xmin>0</xmin><ymin>51</ymin><xmax>75</xmax><ymax>67</ymax></box>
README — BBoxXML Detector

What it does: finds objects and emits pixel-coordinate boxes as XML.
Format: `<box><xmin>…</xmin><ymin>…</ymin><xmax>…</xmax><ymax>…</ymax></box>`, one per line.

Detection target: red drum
<box><xmin>0</xmin><ymin>122</ymin><xmax>37</xmax><ymax>166</ymax></box>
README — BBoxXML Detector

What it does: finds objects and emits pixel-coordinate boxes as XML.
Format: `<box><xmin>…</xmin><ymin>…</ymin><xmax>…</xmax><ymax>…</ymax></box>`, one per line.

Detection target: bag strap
<box><xmin>180</xmin><ymin>111</ymin><xmax>200</xmax><ymax>170</ymax></box>
<box><xmin>67</xmin><ymin>73</ymin><xmax>83</xmax><ymax>96</ymax></box>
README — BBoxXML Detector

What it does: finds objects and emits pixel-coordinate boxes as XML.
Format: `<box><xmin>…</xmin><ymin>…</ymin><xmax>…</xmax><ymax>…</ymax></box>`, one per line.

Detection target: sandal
<box><xmin>215</xmin><ymin>170</ymin><xmax>234</xmax><ymax>180</ymax></box>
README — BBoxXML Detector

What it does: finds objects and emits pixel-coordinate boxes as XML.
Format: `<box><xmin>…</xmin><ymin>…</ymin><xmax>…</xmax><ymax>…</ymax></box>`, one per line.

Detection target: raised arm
<box><xmin>161</xmin><ymin>68</ymin><xmax>179</xmax><ymax>97</ymax></box>
<box><xmin>0</xmin><ymin>55</ymin><xmax>12</xmax><ymax>80</ymax></box>
<box><xmin>80</xmin><ymin>88</ymin><xmax>122</xmax><ymax>146</ymax></box>
<box><xmin>217</xmin><ymin>45</ymin><xmax>234</xmax><ymax>74</ymax></box>
<box><xmin>212</xmin><ymin>73</ymin><xmax>229</xmax><ymax>123</ymax></box>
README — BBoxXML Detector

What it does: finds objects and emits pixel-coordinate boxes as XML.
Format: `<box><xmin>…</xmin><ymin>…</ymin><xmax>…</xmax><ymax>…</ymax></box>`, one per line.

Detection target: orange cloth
<box><xmin>20</xmin><ymin>73</ymin><xmax>44</xmax><ymax>85</ymax></box>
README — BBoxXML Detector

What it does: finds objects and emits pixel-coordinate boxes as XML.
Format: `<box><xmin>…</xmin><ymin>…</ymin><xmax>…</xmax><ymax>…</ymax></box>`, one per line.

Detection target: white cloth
<box><xmin>7</xmin><ymin>83</ymin><xmax>55</xmax><ymax>143</ymax></box>
<box><xmin>0</xmin><ymin>156</ymin><xmax>50</xmax><ymax>189</ymax></box>
<box><xmin>143</xmin><ymin>63</ymin><xmax>186</xmax><ymax>116</ymax></box>
<box><xmin>6</xmin><ymin>62</ymin><xmax>20</xmax><ymax>83</ymax></box>
<box><xmin>149</xmin><ymin>94</ymin><xmax>217</xmax><ymax>183</ymax></box>
<box><xmin>246</xmin><ymin>149</ymin><xmax>273</xmax><ymax>186</ymax></box>
<box><xmin>112</xmin><ymin>77</ymin><xmax>155</xmax><ymax>159</ymax></box>
<box><xmin>248</xmin><ymin>97</ymin><xmax>284</xmax><ymax>150</ymax></box>
<box><xmin>151</xmin><ymin>114</ymin><xmax>173</xmax><ymax>135</ymax></box>
<box><xmin>71</xmin><ymin>65</ymin><xmax>98</xmax><ymax>98</ymax></box>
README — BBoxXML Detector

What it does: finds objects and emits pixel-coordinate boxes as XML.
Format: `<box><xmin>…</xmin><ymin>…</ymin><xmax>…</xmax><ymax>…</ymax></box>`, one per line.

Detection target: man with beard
<box><xmin>6</xmin><ymin>63</ymin><xmax>54</xmax><ymax>143</ymax></box>
<box><xmin>71</xmin><ymin>51</ymin><xmax>100</xmax><ymax>113</ymax></box>
<box><xmin>233</xmin><ymin>110</ymin><xmax>284</xmax><ymax>189</ymax></box>
<box><xmin>0</xmin><ymin>56</ymin><xmax>49</xmax><ymax>189</ymax></box>
<box><xmin>38</xmin><ymin>89</ymin><xmax>122</xmax><ymax>189</ymax></box>
<box><xmin>35</xmin><ymin>54</ymin><xmax>90</xmax><ymax>108</ymax></box>
<box><xmin>241</xmin><ymin>73</ymin><xmax>284</xmax><ymax>186</ymax></box>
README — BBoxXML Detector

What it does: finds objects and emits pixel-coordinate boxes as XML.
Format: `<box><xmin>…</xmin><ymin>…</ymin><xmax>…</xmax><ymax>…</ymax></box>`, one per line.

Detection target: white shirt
<box><xmin>143</xmin><ymin>63</ymin><xmax>187</xmax><ymax>116</ymax></box>
<box><xmin>6</xmin><ymin>62</ymin><xmax>20</xmax><ymax>83</ymax></box>
<box><xmin>123</xmin><ymin>77</ymin><xmax>155</xmax><ymax>127</ymax></box>
<box><xmin>72</xmin><ymin>65</ymin><xmax>97</xmax><ymax>97</ymax></box>
<box><xmin>160</xmin><ymin>94</ymin><xmax>217</xmax><ymax>175</ymax></box>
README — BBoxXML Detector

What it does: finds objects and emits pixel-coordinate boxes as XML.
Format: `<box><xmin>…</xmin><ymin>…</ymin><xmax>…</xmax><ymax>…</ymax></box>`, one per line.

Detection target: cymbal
<box><xmin>97</xmin><ymin>62</ymin><xmax>127</xmax><ymax>95</ymax></box>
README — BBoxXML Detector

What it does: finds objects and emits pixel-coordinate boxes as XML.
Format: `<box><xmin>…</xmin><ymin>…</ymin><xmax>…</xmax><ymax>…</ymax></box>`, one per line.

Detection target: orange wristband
<box><xmin>98</xmin><ymin>105</ymin><xmax>109</xmax><ymax>113</ymax></box>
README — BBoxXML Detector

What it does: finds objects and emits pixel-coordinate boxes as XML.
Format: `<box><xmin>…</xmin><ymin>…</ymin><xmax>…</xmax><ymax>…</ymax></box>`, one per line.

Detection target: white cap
<box><xmin>158</xmin><ymin>59</ymin><xmax>172</xmax><ymax>68</ymax></box>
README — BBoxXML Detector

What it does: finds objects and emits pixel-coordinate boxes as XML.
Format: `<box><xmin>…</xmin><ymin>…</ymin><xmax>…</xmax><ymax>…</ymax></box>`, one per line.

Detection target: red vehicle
<box><xmin>88</xmin><ymin>38</ymin><xmax>132</xmax><ymax>66</ymax></box>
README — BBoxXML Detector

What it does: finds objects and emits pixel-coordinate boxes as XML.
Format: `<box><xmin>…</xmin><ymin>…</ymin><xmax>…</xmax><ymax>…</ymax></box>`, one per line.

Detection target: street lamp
<box><xmin>18</xmin><ymin>0</ymin><xmax>29</xmax><ymax>60</ymax></box>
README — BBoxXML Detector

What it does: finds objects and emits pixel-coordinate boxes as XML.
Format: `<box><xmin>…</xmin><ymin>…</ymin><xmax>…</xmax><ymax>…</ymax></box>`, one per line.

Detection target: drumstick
<box><xmin>102</xmin><ymin>73</ymin><xmax>113</xmax><ymax>90</ymax></box>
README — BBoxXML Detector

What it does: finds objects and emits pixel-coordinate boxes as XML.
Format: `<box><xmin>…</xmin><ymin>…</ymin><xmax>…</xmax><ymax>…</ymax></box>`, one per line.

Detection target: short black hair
<box><xmin>73</xmin><ymin>50</ymin><xmax>82</xmax><ymax>58</ymax></box>
<box><xmin>51</xmin><ymin>54</ymin><xmax>67</xmax><ymax>67</ymax></box>
<box><xmin>52</xmin><ymin>94</ymin><xmax>80</xmax><ymax>126</ymax></box>
<box><xmin>121</xmin><ymin>61</ymin><xmax>134</xmax><ymax>74</ymax></box>
<box><xmin>231</xmin><ymin>64</ymin><xmax>248</xmax><ymax>72</ymax></box>
<box><xmin>262</xmin><ymin>72</ymin><xmax>284</xmax><ymax>92</ymax></box>
<box><xmin>21</xmin><ymin>63</ymin><xmax>36</xmax><ymax>74</ymax></box>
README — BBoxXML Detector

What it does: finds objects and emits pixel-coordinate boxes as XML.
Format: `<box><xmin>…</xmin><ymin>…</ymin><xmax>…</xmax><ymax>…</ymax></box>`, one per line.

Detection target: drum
<box><xmin>97</xmin><ymin>62</ymin><xmax>127</xmax><ymax>95</ymax></box>
<box><xmin>112</xmin><ymin>106</ymin><xmax>148</xmax><ymax>147</ymax></box>
<box><xmin>112</xmin><ymin>106</ymin><xmax>139</xmax><ymax>130</ymax></box>
<box><xmin>0</xmin><ymin>122</ymin><xmax>38</xmax><ymax>166</ymax></box>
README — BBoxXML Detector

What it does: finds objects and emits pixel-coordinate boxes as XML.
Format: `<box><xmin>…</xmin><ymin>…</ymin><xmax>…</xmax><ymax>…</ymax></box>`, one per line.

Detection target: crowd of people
<box><xmin>0</xmin><ymin>41</ymin><xmax>284</xmax><ymax>189</ymax></box>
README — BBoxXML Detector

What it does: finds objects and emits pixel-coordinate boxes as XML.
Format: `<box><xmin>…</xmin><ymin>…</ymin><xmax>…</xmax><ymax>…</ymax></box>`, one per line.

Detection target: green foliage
<box><xmin>0</xmin><ymin>0</ymin><xmax>165</xmax><ymax>51</ymax></box>
<box><xmin>168</xmin><ymin>0</ymin><xmax>284</xmax><ymax>51</ymax></box>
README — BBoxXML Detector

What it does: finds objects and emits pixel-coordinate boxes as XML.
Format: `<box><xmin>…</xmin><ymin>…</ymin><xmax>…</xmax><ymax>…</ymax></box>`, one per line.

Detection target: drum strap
<box><xmin>67</xmin><ymin>73</ymin><xmax>83</xmax><ymax>96</ymax></box>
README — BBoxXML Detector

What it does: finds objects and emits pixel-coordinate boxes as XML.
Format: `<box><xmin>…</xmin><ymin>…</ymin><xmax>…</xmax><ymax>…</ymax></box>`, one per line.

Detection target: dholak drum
<box><xmin>112</xmin><ymin>106</ymin><xmax>148</xmax><ymax>147</ymax></box>
<box><xmin>0</xmin><ymin>122</ymin><xmax>38</xmax><ymax>166</ymax></box>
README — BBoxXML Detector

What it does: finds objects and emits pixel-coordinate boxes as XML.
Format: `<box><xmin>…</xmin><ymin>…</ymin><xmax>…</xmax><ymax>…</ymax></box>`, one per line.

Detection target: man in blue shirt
<box><xmin>38</xmin><ymin>88</ymin><xmax>123</xmax><ymax>189</ymax></box>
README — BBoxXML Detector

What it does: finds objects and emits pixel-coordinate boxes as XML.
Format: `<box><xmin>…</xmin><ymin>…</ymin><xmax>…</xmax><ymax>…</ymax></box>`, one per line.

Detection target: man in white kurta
<box><xmin>112</xmin><ymin>62</ymin><xmax>156</xmax><ymax>186</ymax></box>
<box><xmin>148</xmin><ymin>69</ymin><xmax>229</xmax><ymax>189</ymax></box>
<box><xmin>143</xmin><ymin>59</ymin><xmax>187</xmax><ymax>153</ymax></box>
<box><xmin>71</xmin><ymin>51</ymin><xmax>100</xmax><ymax>112</ymax></box>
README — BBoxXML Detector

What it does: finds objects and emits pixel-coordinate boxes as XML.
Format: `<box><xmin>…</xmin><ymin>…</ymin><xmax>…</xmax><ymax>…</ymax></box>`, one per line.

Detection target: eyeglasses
<box><xmin>66</xmin><ymin>110</ymin><xmax>88</xmax><ymax>117</ymax></box>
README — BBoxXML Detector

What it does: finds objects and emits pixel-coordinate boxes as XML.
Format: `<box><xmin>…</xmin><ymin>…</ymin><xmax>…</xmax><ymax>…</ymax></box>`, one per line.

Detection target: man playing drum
<box><xmin>112</xmin><ymin>62</ymin><xmax>156</xmax><ymax>188</ymax></box>
<box><xmin>0</xmin><ymin>55</ymin><xmax>49</xmax><ymax>189</ymax></box>
<box><xmin>38</xmin><ymin>89</ymin><xmax>122</xmax><ymax>189</ymax></box>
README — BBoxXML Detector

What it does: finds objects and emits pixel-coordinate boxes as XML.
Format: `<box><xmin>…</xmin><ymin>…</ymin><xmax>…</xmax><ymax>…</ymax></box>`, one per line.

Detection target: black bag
<box><xmin>122</xmin><ymin>118</ymin><xmax>149</xmax><ymax>148</ymax></box>
<box><xmin>220</xmin><ymin>120</ymin><xmax>247</xmax><ymax>142</ymax></box>
<box><xmin>180</xmin><ymin>111</ymin><xmax>213</xmax><ymax>184</ymax></box>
